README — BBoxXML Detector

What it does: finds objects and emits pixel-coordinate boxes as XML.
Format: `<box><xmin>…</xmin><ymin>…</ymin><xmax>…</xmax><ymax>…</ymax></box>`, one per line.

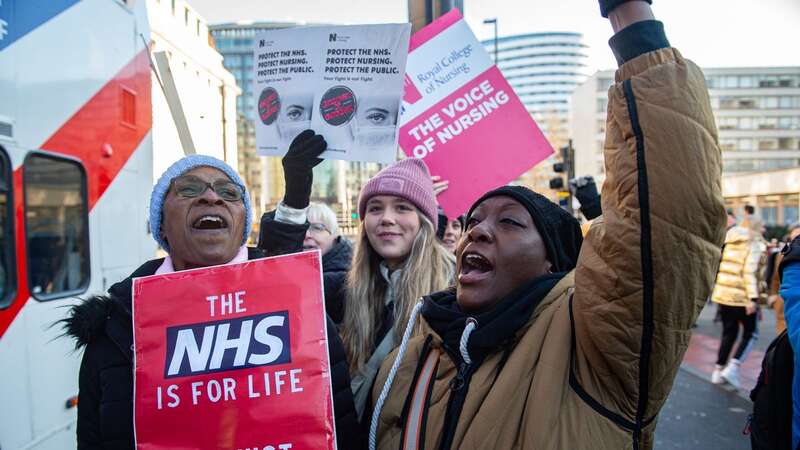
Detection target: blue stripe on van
<box><xmin>0</xmin><ymin>0</ymin><xmax>82</xmax><ymax>52</ymax></box>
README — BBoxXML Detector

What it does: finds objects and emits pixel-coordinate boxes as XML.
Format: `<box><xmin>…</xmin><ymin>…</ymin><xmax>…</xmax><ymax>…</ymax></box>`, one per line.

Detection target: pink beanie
<box><xmin>358</xmin><ymin>158</ymin><xmax>438</xmax><ymax>229</ymax></box>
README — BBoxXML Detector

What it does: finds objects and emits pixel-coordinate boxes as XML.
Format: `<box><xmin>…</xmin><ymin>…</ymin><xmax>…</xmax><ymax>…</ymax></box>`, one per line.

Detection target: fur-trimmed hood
<box><xmin>63</xmin><ymin>295</ymin><xmax>123</xmax><ymax>349</ymax></box>
<box><xmin>62</xmin><ymin>258</ymin><xmax>162</xmax><ymax>350</ymax></box>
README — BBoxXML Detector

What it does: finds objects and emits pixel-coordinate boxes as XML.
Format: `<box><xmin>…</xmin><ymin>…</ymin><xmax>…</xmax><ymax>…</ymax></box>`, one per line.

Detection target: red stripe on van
<box><xmin>0</xmin><ymin>49</ymin><xmax>151</xmax><ymax>338</ymax></box>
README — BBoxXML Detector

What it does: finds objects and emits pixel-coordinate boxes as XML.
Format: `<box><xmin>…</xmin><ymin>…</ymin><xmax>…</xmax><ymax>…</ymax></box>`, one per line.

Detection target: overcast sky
<box><xmin>189</xmin><ymin>0</ymin><xmax>800</xmax><ymax>72</ymax></box>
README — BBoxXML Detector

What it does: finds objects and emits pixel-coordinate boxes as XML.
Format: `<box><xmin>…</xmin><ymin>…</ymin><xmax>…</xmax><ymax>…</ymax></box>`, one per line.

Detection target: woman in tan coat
<box><xmin>368</xmin><ymin>1</ymin><xmax>726</xmax><ymax>449</ymax></box>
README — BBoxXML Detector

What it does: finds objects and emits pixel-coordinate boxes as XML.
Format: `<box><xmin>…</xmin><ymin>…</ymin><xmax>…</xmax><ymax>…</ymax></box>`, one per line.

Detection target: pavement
<box><xmin>654</xmin><ymin>301</ymin><xmax>780</xmax><ymax>448</ymax></box>
<box><xmin>656</xmin><ymin>367</ymin><xmax>753</xmax><ymax>449</ymax></box>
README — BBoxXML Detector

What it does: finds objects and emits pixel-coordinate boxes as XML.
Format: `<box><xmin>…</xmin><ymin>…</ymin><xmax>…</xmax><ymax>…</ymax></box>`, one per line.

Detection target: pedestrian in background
<box><xmin>303</xmin><ymin>201</ymin><xmax>353</xmax><ymax>324</ymax></box>
<box><xmin>744</xmin><ymin>204</ymin><xmax>757</xmax><ymax>225</ymax></box>
<box><xmin>711</xmin><ymin>217</ymin><xmax>768</xmax><ymax>388</ymax></box>
<box><xmin>713</xmin><ymin>209</ymin><xmax>739</xmax><ymax>324</ymax></box>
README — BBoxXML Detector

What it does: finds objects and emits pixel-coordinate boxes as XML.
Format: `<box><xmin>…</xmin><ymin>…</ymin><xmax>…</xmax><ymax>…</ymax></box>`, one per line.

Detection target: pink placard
<box><xmin>133</xmin><ymin>253</ymin><xmax>335</xmax><ymax>450</ymax></box>
<box><xmin>400</xmin><ymin>10</ymin><xmax>554</xmax><ymax>218</ymax></box>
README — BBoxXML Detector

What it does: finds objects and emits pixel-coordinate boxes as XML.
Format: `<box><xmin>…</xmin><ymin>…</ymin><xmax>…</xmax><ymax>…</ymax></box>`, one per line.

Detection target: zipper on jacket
<box><xmin>449</xmin><ymin>362</ymin><xmax>470</xmax><ymax>392</ymax></box>
<box><xmin>438</xmin><ymin>344</ymin><xmax>476</xmax><ymax>450</ymax></box>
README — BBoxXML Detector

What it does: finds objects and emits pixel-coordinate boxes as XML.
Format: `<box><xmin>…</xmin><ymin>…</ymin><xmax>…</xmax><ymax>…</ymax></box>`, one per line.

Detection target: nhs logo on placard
<box><xmin>164</xmin><ymin>311</ymin><xmax>290</xmax><ymax>378</ymax></box>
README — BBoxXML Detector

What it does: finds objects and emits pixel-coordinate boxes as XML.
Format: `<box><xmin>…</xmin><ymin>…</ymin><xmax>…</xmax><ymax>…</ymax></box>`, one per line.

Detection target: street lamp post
<box><xmin>483</xmin><ymin>18</ymin><xmax>498</xmax><ymax>64</ymax></box>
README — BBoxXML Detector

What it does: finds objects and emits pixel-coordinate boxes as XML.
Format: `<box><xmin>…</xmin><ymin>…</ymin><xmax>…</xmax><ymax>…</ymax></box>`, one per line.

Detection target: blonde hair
<box><xmin>342</xmin><ymin>212</ymin><xmax>455</xmax><ymax>373</ymax></box>
<box><xmin>307</xmin><ymin>202</ymin><xmax>340</xmax><ymax>236</ymax></box>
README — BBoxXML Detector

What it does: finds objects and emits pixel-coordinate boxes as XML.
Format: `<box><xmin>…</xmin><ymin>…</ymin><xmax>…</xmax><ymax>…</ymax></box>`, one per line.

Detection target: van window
<box><xmin>23</xmin><ymin>153</ymin><xmax>90</xmax><ymax>300</ymax></box>
<box><xmin>0</xmin><ymin>146</ymin><xmax>14</xmax><ymax>308</ymax></box>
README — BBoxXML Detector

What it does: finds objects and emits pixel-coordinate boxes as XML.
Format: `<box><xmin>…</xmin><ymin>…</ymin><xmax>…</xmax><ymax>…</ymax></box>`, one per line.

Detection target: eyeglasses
<box><xmin>171</xmin><ymin>175</ymin><xmax>245</xmax><ymax>202</ymax></box>
<box><xmin>308</xmin><ymin>222</ymin><xmax>330</xmax><ymax>233</ymax></box>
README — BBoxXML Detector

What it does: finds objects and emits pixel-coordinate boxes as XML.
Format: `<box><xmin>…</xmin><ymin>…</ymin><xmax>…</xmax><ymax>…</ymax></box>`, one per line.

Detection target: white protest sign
<box><xmin>254</xmin><ymin>24</ymin><xmax>411</xmax><ymax>163</ymax></box>
<box><xmin>254</xmin><ymin>27</ymin><xmax>326</xmax><ymax>154</ymax></box>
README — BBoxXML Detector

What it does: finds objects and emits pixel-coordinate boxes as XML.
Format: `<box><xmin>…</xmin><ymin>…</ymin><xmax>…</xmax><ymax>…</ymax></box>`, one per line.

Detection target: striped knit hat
<box><xmin>358</xmin><ymin>158</ymin><xmax>438</xmax><ymax>229</ymax></box>
<box><xmin>149</xmin><ymin>155</ymin><xmax>252</xmax><ymax>251</ymax></box>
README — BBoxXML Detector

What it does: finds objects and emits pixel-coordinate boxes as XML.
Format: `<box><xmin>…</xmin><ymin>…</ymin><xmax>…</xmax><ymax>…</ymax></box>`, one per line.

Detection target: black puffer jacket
<box><xmin>322</xmin><ymin>236</ymin><xmax>352</xmax><ymax>324</ymax></box>
<box><xmin>66</xmin><ymin>246</ymin><xmax>361</xmax><ymax>448</ymax></box>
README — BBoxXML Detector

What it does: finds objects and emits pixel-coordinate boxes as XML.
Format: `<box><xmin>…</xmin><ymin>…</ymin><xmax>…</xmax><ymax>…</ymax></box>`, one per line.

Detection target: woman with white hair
<box><xmin>304</xmin><ymin>202</ymin><xmax>353</xmax><ymax>324</ymax></box>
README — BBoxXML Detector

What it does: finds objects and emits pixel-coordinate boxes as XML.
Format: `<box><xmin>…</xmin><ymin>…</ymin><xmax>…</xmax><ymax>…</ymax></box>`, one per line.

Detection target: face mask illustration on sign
<box><xmin>350</xmin><ymin>97</ymin><xmax>399</xmax><ymax>149</ymax></box>
<box><xmin>276</xmin><ymin>94</ymin><xmax>313</xmax><ymax>141</ymax></box>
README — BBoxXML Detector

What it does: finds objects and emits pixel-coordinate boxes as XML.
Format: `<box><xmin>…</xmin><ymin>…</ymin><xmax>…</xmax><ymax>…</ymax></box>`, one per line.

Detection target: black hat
<box><xmin>436</xmin><ymin>207</ymin><xmax>447</xmax><ymax>240</ymax></box>
<box><xmin>466</xmin><ymin>185</ymin><xmax>583</xmax><ymax>272</ymax></box>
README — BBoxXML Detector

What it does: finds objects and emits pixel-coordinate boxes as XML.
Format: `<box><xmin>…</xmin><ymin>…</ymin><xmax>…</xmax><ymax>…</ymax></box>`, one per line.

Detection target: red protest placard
<box><xmin>132</xmin><ymin>251</ymin><xmax>335</xmax><ymax>450</ymax></box>
<box><xmin>399</xmin><ymin>10</ymin><xmax>554</xmax><ymax>218</ymax></box>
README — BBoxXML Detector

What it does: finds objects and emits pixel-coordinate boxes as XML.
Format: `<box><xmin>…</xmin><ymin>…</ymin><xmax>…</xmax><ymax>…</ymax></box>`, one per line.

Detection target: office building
<box><xmin>571</xmin><ymin>66</ymin><xmax>800</xmax><ymax>225</ymax></box>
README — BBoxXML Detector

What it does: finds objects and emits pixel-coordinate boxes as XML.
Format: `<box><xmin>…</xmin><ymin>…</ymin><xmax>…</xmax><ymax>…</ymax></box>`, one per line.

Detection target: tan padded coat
<box><xmin>371</xmin><ymin>47</ymin><xmax>726</xmax><ymax>450</ymax></box>
<box><xmin>711</xmin><ymin>226</ymin><xmax>768</xmax><ymax>307</ymax></box>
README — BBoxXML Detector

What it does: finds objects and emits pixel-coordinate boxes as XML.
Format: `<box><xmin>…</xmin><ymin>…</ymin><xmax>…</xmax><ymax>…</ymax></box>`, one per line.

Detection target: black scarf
<box><xmin>422</xmin><ymin>272</ymin><xmax>566</xmax><ymax>364</ymax></box>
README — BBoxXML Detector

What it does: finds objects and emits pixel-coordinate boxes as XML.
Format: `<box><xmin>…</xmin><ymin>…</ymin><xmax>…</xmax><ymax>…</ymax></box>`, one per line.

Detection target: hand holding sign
<box><xmin>432</xmin><ymin>175</ymin><xmax>449</xmax><ymax>197</ymax></box>
<box><xmin>282</xmin><ymin>130</ymin><xmax>327</xmax><ymax>209</ymax></box>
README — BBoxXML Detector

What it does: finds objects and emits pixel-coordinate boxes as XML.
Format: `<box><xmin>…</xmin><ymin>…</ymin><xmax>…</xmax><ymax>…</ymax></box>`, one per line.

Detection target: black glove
<box><xmin>570</xmin><ymin>176</ymin><xmax>602</xmax><ymax>220</ymax></box>
<box><xmin>779</xmin><ymin>236</ymin><xmax>800</xmax><ymax>283</ymax></box>
<box><xmin>282</xmin><ymin>130</ymin><xmax>326</xmax><ymax>209</ymax></box>
<box><xmin>599</xmin><ymin>0</ymin><xmax>652</xmax><ymax>18</ymax></box>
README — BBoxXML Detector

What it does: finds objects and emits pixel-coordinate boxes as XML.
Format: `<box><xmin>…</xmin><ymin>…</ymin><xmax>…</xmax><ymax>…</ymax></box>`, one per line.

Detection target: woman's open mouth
<box><xmin>459</xmin><ymin>251</ymin><xmax>494</xmax><ymax>284</ymax></box>
<box><xmin>191</xmin><ymin>214</ymin><xmax>229</xmax><ymax>232</ymax></box>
